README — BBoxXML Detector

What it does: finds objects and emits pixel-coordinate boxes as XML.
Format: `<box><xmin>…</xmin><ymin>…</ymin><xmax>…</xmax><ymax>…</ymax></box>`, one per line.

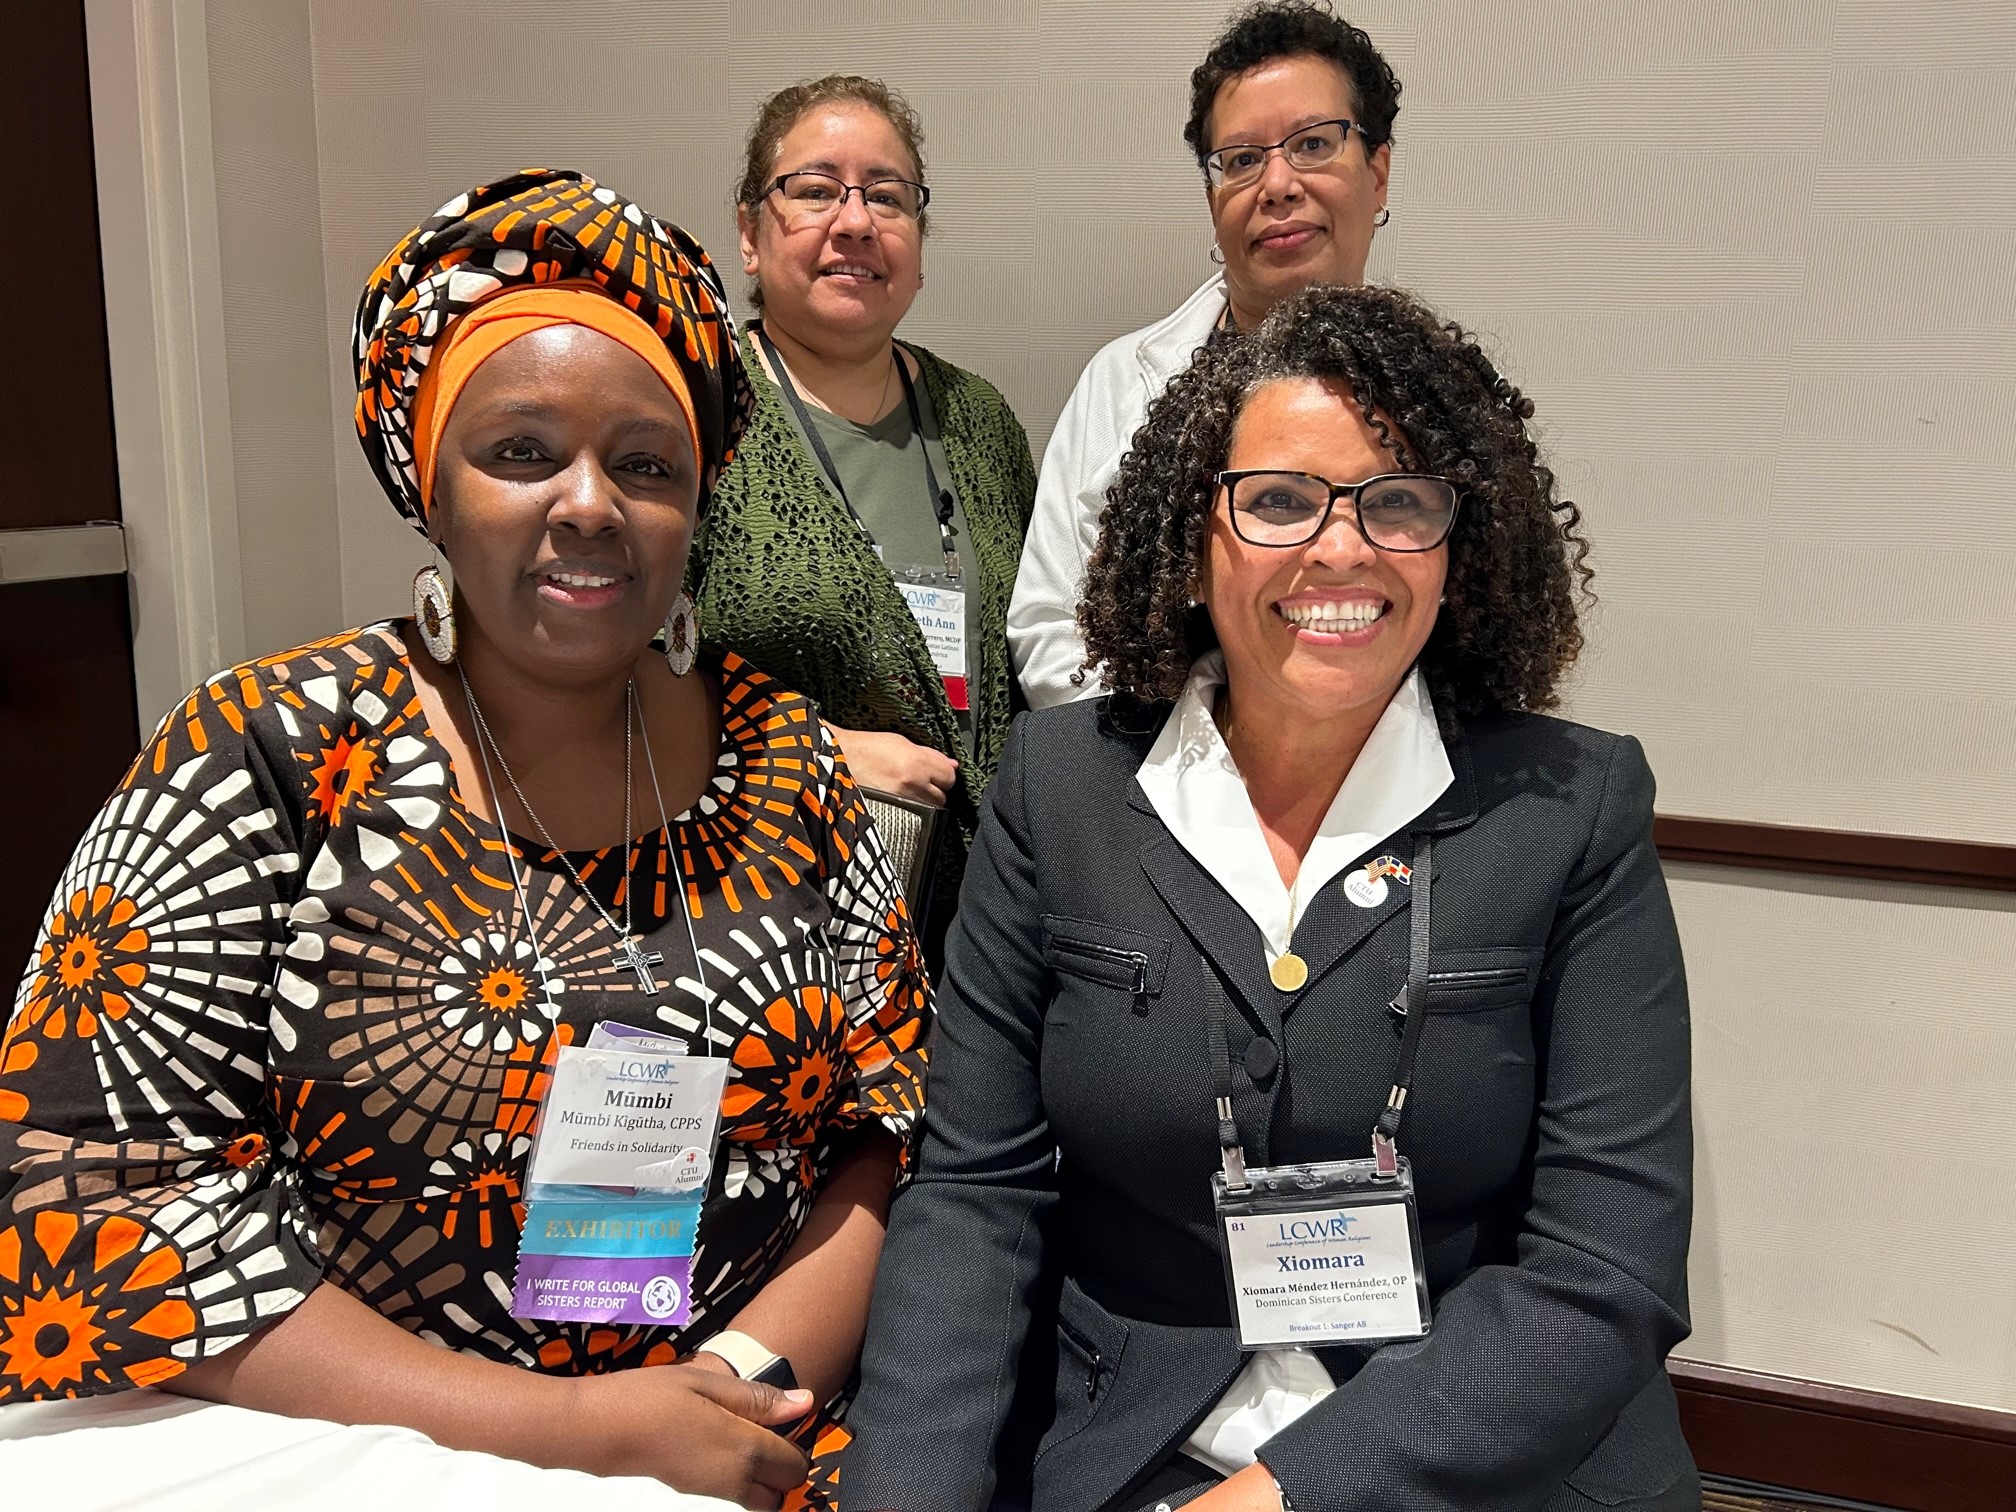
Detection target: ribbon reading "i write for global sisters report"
<box><xmin>515</xmin><ymin>1195</ymin><xmax>705</xmax><ymax>1324</ymax></box>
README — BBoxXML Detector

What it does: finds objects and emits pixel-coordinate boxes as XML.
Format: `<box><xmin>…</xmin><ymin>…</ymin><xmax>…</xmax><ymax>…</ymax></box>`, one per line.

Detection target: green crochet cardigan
<box><xmin>690</xmin><ymin>330</ymin><xmax>1036</xmax><ymax>938</ymax></box>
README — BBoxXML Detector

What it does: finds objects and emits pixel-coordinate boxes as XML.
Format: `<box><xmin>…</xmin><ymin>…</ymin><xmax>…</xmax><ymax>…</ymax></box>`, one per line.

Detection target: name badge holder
<box><xmin>892</xmin><ymin>570</ymin><xmax>969</xmax><ymax>713</ymax></box>
<box><xmin>1208</xmin><ymin>836</ymin><xmax>1436</xmax><ymax>1351</ymax></box>
<box><xmin>510</xmin><ymin>1021</ymin><xmax>726</xmax><ymax>1327</ymax></box>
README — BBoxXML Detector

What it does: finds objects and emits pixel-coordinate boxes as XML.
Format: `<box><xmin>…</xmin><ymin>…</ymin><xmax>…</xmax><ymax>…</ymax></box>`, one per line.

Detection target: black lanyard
<box><xmin>754</xmin><ymin>324</ymin><xmax>960</xmax><ymax>580</ymax></box>
<box><xmin>1205</xmin><ymin>833</ymin><xmax>1433</xmax><ymax>1191</ymax></box>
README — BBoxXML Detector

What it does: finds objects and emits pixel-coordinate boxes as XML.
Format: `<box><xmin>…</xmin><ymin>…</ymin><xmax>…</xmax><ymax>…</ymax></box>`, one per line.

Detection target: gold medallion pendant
<box><xmin>1269</xmin><ymin>952</ymin><xmax>1309</xmax><ymax>992</ymax></box>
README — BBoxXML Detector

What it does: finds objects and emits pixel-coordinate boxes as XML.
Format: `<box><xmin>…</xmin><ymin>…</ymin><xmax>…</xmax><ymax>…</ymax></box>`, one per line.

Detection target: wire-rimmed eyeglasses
<box><xmin>1217</xmin><ymin>470</ymin><xmax>1460</xmax><ymax>551</ymax></box>
<box><xmin>767</xmin><ymin>172</ymin><xmax>930</xmax><ymax>229</ymax></box>
<box><xmin>1201</xmin><ymin>118</ymin><xmax>1368</xmax><ymax>191</ymax></box>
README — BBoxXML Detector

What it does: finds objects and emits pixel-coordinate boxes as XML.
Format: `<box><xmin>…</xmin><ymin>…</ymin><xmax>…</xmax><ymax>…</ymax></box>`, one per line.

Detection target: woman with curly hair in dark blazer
<box><xmin>845</xmin><ymin>283</ymin><xmax>1697</xmax><ymax>1512</ymax></box>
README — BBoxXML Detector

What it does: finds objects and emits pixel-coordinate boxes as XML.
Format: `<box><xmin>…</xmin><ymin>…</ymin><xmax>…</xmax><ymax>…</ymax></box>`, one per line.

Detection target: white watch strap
<box><xmin>697</xmin><ymin>1329</ymin><xmax>781</xmax><ymax>1380</ymax></box>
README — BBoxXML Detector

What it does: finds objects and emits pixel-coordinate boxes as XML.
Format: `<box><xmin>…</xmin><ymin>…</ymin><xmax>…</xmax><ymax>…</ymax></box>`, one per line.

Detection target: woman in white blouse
<box><xmin>844</xmin><ymin>284</ymin><xmax>1697</xmax><ymax>1512</ymax></box>
<box><xmin>1008</xmin><ymin>1</ymin><xmax>1400</xmax><ymax>709</ymax></box>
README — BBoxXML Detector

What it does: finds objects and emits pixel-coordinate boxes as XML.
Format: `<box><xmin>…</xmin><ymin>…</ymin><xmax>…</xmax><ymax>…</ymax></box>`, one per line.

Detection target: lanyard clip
<box><xmin>1372</xmin><ymin>1128</ymin><xmax>1399</xmax><ymax>1180</ymax></box>
<box><xmin>1216</xmin><ymin>1095</ymin><xmax>1249</xmax><ymax>1191</ymax></box>
<box><xmin>1221</xmin><ymin>1143</ymin><xmax>1249</xmax><ymax>1190</ymax></box>
<box><xmin>1371</xmin><ymin>1065</ymin><xmax>1409</xmax><ymax>1180</ymax></box>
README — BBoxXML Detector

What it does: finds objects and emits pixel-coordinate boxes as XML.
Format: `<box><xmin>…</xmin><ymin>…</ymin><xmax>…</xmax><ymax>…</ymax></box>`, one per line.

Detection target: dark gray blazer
<box><xmin>846</xmin><ymin>696</ymin><xmax>1697</xmax><ymax>1512</ymax></box>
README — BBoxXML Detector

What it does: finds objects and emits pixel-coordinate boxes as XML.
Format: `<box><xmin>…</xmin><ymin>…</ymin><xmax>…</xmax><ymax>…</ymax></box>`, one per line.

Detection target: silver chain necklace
<box><xmin>458</xmin><ymin>668</ymin><xmax>666</xmax><ymax>992</ymax></box>
<box><xmin>456</xmin><ymin>668</ymin><xmax>715</xmax><ymax>1050</ymax></box>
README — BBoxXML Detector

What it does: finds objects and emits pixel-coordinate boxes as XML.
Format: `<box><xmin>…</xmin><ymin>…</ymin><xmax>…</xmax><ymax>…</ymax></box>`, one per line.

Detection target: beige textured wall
<box><xmin>1672</xmin><ymin>866</ymin><xmax>2016</xmax><ymax>1406</ymax></box>
<box><xmin>193</xmin><ymin>0</ymin><xmax>2016</xmax><ymax>1411</ymax></box>
<box><xmin>303</xmin><ymin>0</ymin><xmax>2016</xmax><ymax>846</ymax></box>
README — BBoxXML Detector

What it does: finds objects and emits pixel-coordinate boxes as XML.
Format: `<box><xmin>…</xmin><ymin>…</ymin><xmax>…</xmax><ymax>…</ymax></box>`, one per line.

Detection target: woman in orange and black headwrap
<box><xmin>0</xmin><ymin>170</ymin><xmax>927</xmax><ymax>1508</ymax></box>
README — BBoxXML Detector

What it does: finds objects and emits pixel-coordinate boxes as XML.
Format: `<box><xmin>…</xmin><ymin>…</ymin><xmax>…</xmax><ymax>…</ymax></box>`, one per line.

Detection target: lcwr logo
<box><xmin>1278</xmin><ymin>1214</ymin><xmax>1356</xmax><ymax>1242</ymax></box>
<box><xmin>616</xmin><ymin>1058</ymin><xmax>677</xmax><ymax>1080</ymax></box>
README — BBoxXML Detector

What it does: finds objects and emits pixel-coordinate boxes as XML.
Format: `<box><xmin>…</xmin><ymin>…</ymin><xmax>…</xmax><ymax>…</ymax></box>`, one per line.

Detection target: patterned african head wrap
<box><xmin>353</xmin><ymin>168</ymin><xmax>750</xmax><ymax>533</ymax></box>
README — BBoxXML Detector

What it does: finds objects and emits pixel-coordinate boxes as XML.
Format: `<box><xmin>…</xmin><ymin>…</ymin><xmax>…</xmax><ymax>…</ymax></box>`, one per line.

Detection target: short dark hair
<box><xmin>1183</xmin><ymin>2</ymin><xmax>1401</xmax><ymax>163</ymax></box>
<box><xmin>1077</xmin><ymin>283</ymin><xmax>1595</xmax><ymax>722</ymax></box>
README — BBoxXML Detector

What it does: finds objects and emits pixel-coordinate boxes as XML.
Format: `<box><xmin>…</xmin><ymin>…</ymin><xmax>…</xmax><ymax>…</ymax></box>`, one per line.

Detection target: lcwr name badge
<box><xmin>510</xmin><ymin>1032</ymin><xmax>727</xmax><ymax>1326</ymax></box>
<box><xmin>1216</xmin><ymin>1163</ymin><xmax>1430</xmax><ymax>1348</ymax></box>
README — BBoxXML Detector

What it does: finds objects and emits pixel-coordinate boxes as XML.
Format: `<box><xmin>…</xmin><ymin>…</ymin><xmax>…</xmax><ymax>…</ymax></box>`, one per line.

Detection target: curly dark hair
<box><xmin>1183</xmin><ymin>2</ymin><xmax>1401</xmax><ymax>165</ymax></box>
<box><xmin>1078</xmin><ymin>283</ymin><xmax>1595</xmax><ymax>721</ymax></box>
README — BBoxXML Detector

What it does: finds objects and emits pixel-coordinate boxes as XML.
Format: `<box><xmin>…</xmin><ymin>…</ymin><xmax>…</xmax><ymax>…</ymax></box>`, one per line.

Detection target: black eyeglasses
<box><xmin>1201</xmin><ymin>118</ymin><xmax>1367</xmax><ymax>191</ymax></box>
<box><xmin>1217</xmin><ymin>470</ymin><xmax>1460</xmax><ymax>551</ymax></box>
<box><xmin>767</xmin><ymin>172</ymin><xmax>930</xmax><ymax>229</ymax></box>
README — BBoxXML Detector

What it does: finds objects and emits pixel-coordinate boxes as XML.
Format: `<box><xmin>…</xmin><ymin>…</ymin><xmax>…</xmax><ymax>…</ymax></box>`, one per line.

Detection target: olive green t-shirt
<box><xmin>800</xmin><ymin>377</ymin><xmax>979</xmax><ymax>749</ymax></box>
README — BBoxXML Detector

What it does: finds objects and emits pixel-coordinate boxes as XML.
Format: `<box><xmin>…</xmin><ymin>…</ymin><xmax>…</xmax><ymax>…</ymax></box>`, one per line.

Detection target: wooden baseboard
<box><xmin>1669</xmin><ymin>1358</ymin><xmax>2016</xmax><ymax>1512</ymax></box>
<box><xmin>1654</xmin><ymin>817</ymin><xmax>2016</xmax><ymax>892</ymax></box>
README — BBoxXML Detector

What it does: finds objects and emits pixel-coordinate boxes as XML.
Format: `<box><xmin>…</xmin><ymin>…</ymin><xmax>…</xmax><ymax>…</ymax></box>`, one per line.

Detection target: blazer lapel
<box><xmin>1288</xmin><ymin>866</ymin><xmax>1411</xmax><ymax>1009</ymax></box>
<box><xmin>1286</xmin><ymin>734</ymin><xmax>1482</xmax><ymax>1012</ymax></box>
<box><xmin>1136</xmin><ymin>827</ymin><xmax>1290</xmax><ymax>1170</ymax></box>
<box><xmin>1136</xmin><ymin>829</ymin><xmax>1284</xmax><ymax>1043</ymax></box>
<box><xmin>1414</xmin><ymin>727</ymin><xmax>1480</xmax><ymax>839</ymax></box>
<box><xmin>1130</xmin><ymin>729</ymin><xmax>1482</xmax><ymax>1023</ymax></box>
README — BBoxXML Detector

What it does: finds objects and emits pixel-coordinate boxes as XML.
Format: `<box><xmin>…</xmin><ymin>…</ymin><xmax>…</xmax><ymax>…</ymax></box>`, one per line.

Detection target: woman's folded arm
<box><xmin>166</xmin><ymin>1279</ymin><xmax>816</xmax><ymax>1500</ymax></box>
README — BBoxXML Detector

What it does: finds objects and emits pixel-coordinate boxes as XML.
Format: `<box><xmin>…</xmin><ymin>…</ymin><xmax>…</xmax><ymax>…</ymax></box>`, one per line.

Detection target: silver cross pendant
<box><xmin>624</xmin><ymin>938</ymin><xmax>666</xmax><ymax>994</ymax></box>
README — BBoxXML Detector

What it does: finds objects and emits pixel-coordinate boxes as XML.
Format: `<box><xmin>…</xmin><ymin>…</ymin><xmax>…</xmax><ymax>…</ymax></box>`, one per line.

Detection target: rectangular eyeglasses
<box><xmin>1202</xmin><ymin>118</ymin><xmax>1366</xmax><ymax>191</ymax></box>
<box><xmin>768</xmin><ymin>172</ymin><xmax>930</xmax><ymax>229</ymax></box>
<box><xmin>1217</xmin><ymin>470</ymin><xmax>1460</xmax><ymax>551</ymax></box>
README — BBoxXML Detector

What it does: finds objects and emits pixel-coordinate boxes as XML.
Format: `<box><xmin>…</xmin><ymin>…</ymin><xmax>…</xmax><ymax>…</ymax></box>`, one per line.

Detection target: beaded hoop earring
<box><xmin>412</xmin><ymin>548</ymin><xmax>457</xmax><ymax>664</ymax></box>
<box><xmin>663</xmin><ymin>591</ymin><xmax>699</xmax><ymax>676</ymax></box>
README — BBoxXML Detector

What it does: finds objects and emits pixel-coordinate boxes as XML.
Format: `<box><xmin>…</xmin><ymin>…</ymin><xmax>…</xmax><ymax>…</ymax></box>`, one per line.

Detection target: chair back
<box><xmin>859</xmin><ymin>788</ymin><xmax>945</xmax><ymax>929</ymax></box>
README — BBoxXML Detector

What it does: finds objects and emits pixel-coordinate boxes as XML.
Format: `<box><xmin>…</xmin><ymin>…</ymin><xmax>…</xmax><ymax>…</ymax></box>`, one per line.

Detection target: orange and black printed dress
<box><xmin>0</xmin><ymin>623</ymin><xmax>928</xmax><ymax>1496</ymax></box>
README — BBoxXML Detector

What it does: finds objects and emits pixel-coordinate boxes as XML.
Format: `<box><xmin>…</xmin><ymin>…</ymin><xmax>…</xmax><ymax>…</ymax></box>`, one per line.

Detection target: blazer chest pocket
<box><xmin>1388</xmin><ymin>945</ymin><xmax>1544</xmax><ymax>1014</ymax></box>
<box><xmin>1042</xmin><ymin>916</ymin><xmax>1170</xmax><ymax>1011</ymax></box>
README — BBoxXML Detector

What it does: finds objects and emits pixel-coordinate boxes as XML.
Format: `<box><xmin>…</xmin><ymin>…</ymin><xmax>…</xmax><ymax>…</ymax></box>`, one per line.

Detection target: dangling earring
<box><xmin>1373</xmin><ymin>206</ymin><xmax>1392</xmax><ymax>228</ymax></box>
<box><xmin>412</xmin><ymin>546</ymin><xmax>457</xmax><ymax>664</ymax></box>
<box><xmin>663</xmin><ymin>590</ymin><xmax>699</xmax><ymax>676</ymax></box>
<box><xmin>1208</xmin><ymin>241</ymin><xmax>1227</xmax><ymax>265</ymax></box>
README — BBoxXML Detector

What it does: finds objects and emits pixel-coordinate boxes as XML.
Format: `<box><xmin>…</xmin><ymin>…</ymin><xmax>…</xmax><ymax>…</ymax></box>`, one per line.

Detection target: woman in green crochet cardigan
<box><xmin>693</xmin><ymin>75</ymin><xmax>1036</xmax><ymax>957</ymax></box>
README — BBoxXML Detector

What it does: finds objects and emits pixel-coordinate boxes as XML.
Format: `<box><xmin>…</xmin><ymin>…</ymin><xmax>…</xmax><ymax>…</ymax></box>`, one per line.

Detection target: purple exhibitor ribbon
<box><xmin>511</xmin><ymin>1251</ymin><xmax>693</xmax><ymax>1326</ymax></box>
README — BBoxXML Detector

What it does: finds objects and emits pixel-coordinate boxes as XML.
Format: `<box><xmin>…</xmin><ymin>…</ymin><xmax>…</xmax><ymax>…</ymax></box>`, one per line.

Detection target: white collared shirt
<box><xmin>1132</xmin><ymin>652</ymin><xmax>1453</xmax><ymax>1476</ymax></box>
<box><xmin>1135</xmin><ymin>652</ymin><xmax>1453</xmax><ymax>970</ymax></box>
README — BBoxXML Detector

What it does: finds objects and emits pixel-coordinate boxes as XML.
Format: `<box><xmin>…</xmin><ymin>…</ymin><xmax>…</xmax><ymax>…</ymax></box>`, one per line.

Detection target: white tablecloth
<box><xmin>0</xmin><ymin>1390</ymin><xmax>742</xmax><ymax>1511</ymax></box>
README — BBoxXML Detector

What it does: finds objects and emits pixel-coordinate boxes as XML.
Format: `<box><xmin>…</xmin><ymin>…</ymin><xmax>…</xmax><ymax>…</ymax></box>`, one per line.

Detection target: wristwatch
<box><xmin>696</xmin><ymin>1329</ymin><xmax>799</xmax><ymax>1390</ymax></box>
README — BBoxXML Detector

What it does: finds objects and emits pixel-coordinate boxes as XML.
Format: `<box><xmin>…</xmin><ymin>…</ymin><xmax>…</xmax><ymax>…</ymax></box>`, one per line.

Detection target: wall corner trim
<box><xmin>86</xmin><ymin>0</ymin><xmax>246</xmax><ymax>731</ymax></box>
